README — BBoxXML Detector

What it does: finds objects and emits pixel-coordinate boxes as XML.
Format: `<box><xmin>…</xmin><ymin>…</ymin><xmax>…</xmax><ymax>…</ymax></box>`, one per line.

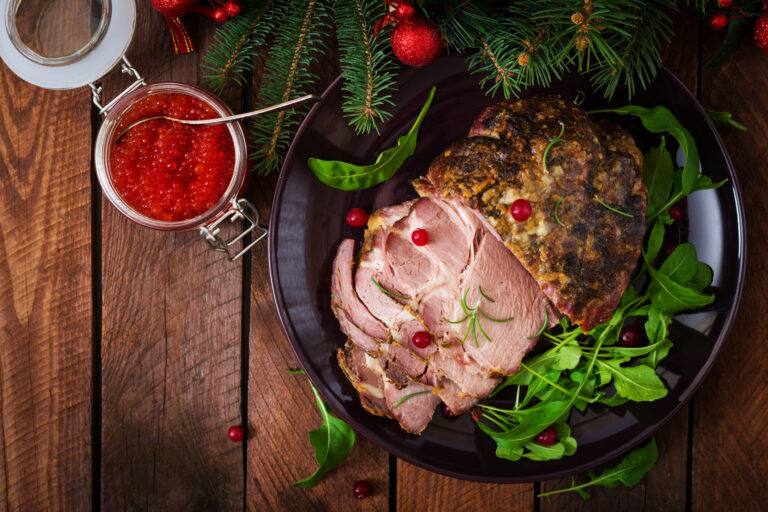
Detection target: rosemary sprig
<box><xmin>392</xmin><ymin>390</ymin><xmax>432</xmax><ymax>409</ymax></box>
<box><xmin>526</xmin><ymin>308</ymin><xmax>549</xmax><ymax>340</ymax></box>
<box><xmin>443</xmin><ymin>288</ymin><xmax>514</xmax><ymax>347</ymax></box>
<box><xmin>370</xmin><ymin>276</ymin><xmax>410</xmax><ymax>301</ymax></box>
<box><xmin>554</xmin><ymin>196</ymin><xmax>565</xmax><ymax>227</ymax></box>
<box><xmin>597</xmin><ymin>199</ymin><xmax>635</xmax><ymax>218</ymax></box>
<box><xmin>542</xmin><ymin>121</ymin><xmax>566</xmax><ymax>174</ymax></box>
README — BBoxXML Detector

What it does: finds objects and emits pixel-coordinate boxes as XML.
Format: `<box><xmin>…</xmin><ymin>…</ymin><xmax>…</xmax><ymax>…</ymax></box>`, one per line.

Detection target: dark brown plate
<box><xmin>267</xmin><ymin>56</ymin><xmax>746</xmax><ymax>482</ymax></box>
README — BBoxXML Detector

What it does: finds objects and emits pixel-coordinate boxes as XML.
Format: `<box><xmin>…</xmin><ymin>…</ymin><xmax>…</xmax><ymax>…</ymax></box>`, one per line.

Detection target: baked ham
<box><xmin>331</xmin><ymin>95</ymin><xmax>646</xmax><ymax>434</ymax></box>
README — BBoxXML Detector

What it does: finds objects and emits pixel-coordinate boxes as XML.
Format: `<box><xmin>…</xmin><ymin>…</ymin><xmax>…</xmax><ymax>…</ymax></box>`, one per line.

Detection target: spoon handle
<box><xmin>183</xmin><ymin>94</ymin><xmax>321</xmax><ymax>125</ymax></box>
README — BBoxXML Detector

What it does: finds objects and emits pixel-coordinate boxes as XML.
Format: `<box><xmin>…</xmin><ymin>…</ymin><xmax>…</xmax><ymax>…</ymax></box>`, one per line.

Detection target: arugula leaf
<box><xmin>539</xmin><ymin>438</ymin><xmax>659</xmax><ymax>500</ymax></box>
<box><xmin>589</xmin><ymin>105</ymin><xmax>699</xmax><ymax>196</ymax></box>
<box><xmin>596</xmin><ymin>360</ymin><xmax>667</xmax><ymax>402</ymax></box>
<box><xmin>685</xmin><ymin>262</ymin><xmax>714</xmax><ymax>292</ymax></box>
<box><xmin>707</xmin><ymin>109</ymin><xmax>747</xmax><ymax>131</ymax></box>
<box><xmin>308</xmin><ymin>87</ymin><xmax>435</xmax><ymax>190</ymax></box>
<box><xmin>291</xmin><ymin>371</ymin><xmax>355</xmax><ymax>488</ymax></box>
<box><xmin>643</xmin><ymin>138</ymin><xmax>674</xmax><ymax>216</ymax></box>
<box><xmin>655</xmin><ymin>243</ymin><xmax>699</xmax><ymax>286</ymax></box>
<box><xmin>645</xmin><ymin>259</ymin><xmax>715</xmax><ymax>314</ymax></box>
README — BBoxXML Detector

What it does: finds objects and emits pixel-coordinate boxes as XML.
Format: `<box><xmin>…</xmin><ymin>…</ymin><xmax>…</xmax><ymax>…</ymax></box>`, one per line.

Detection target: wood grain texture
<box><xmin>0</xmin><ymin>63</ymin><xmax>92</xmax><ymax>509</ymax></box>
<box><xmin>690</xmin><ymin>32</ymin><xmax>768</xmax><ymax>511</ymax></box>
<box><xmin>246</xmin><ymin>172</ymin><xmax>389</xmax><ymax>512</ymax></box>
<box><xmin>99</xmin><ymin>5</ymin><xmax>244</xmax><ymax>510</ymax></box>
<box><xmin>397</xmin><ymin>461</ymin><xmax>533</xmax><ymax>512</ymax></box>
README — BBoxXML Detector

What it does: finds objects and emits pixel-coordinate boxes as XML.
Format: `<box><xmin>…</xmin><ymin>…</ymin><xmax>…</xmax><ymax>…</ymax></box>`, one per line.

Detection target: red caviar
<box><xmin>109</xmin><ymin>93</ymin><xmax>235</xmax><ymax>222</ymax></box>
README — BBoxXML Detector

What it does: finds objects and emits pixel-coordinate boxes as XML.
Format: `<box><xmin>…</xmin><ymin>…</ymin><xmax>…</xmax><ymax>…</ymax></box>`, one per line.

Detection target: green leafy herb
<box><xmin>370</xmin><ymin>276</ymin><xmax>410</xmax><ymax>301</ymax></box>
<box><xmin>290</xmin><ymin>370</ymin><xmax>355</xmax><ymax>488</ymax></box>
<box><xmin>539</xmin><ymin>438</ymin><xmax>658</xmax><ymax>500</ymax></box>
<box><xmin>476</xmin><ymin>105</ymin><xmax>721</xmax><ymax>472</ymax></box>
<box><xmin>542</xmin><ymin>122</ymin><xmax>565</xmax><ymax>174</ymax></box>
<box><xmin>392</xmin><ymin>390</ymin><xmax>432</xmax><ymax>409</ymax></box>
<box><xmin>707</xmin><ymin>109</ymin><xmax>747</xmax><ymax>131</ymax></box>
<box><xmin>643</xmin><ymin>137</ymin><xmax>674</xmax><ymax>217</ymax></box>
<box><xmin>444</xmin><ymin>288</ymin><xmax>513</xmax><ymax>347</ymax></box>
<box><xmin>526</xmin><ymin>308</ymin><xmax>549</xmax><ymax>340</ymax></box>
<box><xmin>597</xmin><ymin>199</ymin><xmax>634</xmax><ymax>218</ymax></box>
<box><xmin>588</xmin><ymin>104</ymin><xmax>726</xmax><ymax>223</ymax></box>
<box><xmin>308</xmin><ymin>86</ymin><xmax>435</xmax><ymax>190</ymax></box>
<box><xmin>553</xmin><ymin>196</ymin><xmax>565</xmax><ymax>227</ymax></box>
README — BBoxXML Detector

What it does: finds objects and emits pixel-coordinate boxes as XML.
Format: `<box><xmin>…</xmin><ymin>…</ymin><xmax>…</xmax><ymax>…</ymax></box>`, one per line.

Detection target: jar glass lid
<box><xmin>0</xmin><ymin>0</ymin><xmax>135</xmax><ymax>89</ymax></box>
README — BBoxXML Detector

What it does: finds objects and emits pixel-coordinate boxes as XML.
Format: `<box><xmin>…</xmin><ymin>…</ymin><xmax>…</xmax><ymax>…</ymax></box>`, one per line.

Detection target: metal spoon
<box><xmin>115</xmin><ymin>94</ymin><xmax>321</xmax><ymax>142</ymax></box>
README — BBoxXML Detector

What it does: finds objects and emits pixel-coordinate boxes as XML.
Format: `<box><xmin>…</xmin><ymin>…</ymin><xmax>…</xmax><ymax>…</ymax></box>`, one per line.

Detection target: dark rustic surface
<box><xmin>0</xmin><ymin>5</ymin><xmax>765</xmax><ymax>512</ymax></box>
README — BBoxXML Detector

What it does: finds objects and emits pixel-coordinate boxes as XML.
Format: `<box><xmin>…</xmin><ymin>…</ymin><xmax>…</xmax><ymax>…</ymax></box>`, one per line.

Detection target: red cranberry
<box><xmin>224</xmin><ymin>0</ymin><xmax>241</xmax><ymax>17</ymax></box>
<box><xmin>411</xmin><ymin>228</ymin><xmax>429</xmax><ymax>246</ymax></box>
<box><xmin>412</xmin><ymin>331</ymin><xmax>432</xmax><ymax>349</ymax></box>
<box><xmin>660</xmin><ymin>242</ymin><xmax>676</xmax><ymax>259</ymax></box>
<box><xmin>536</xmin><ymin>426</ymin><xmax>558</xmax><ymax>446</ymax></box>
<box><xmin>442</xmin><ymin>403</ymin><xmax>458</xmax><ymax>418</ymax></box>
<box><xmin>352</xmin><ymin>480</ymin><xmax>371</xmax><ymax>499</ymax></box>
<box><xmin>510</xmin><ymin>199</ymin><xmax>532</xmax><ymax>221</ymax></box>
<box><xmin>718</xmin><ymin>0</ymin><xmax>733</xmax><ymax>7</ymax></box>
<box><xmin>346</xmin><ymin>208</ymin><xmax>368</xmax><ymax>227</ymax></box>
<box><xmin>619</xmin><ymin>326</ymin><xmax>641</xmax><ymax>347</ymax></box>
<box><xmin>668</xmin><ymin>204</ymin><xmax>682</xmax><ymax>221</ymax></box>
<box><xmin>227</xmin><ymin>425</ymin><xmax>245</xmax><ymax>442</ymax></box>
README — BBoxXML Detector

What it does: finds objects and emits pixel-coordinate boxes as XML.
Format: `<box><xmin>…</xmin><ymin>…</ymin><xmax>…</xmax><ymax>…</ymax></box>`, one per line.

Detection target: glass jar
<box><xmin>0</xmin><ymin>0</ymin><xmax>265</xmax><ymax>260</ymax></box>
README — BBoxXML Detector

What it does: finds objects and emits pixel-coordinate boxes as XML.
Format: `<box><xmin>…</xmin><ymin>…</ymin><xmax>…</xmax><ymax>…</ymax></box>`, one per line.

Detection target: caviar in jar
<box><xmin>109</xmin><ymin>93</ymin><xmax>235</xmax><ymax>222</ymax></box>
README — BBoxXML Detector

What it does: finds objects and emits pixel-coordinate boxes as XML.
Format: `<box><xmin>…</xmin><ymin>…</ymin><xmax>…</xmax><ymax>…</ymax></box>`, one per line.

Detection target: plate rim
<box><xmin>266</xmin><ymin>63</ymin><xmax>747</xmax><ymax>483</ymax></box>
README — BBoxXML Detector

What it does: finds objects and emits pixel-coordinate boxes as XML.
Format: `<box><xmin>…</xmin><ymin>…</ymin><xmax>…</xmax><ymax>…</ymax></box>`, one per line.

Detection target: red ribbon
<box><xmin>164</xmin><ymin>15</ymin><xmax>195</xmax><ymax>54</ymax></box>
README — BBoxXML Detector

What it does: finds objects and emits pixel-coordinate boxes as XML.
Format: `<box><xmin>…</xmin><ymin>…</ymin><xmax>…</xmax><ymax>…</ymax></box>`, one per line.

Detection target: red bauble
<box><xmin>212</xmin><ymin>7</ymin><xmax>229</xmax><ymax>23</ymax></box>
<box><xmin>718</xmin><ymin>0</ymin><xmax>734</xmax><ymax>7</ymax></box>
<box><xmin>150</xmin><ymin>0</ymin><xmax>198</xmax><ymax>17</ymax></box>
<box><xmin>391</xmin><ymin>16</ymin><xmax>445</xmax><ymax>66</ymax></box>
<box><xmin>709</xmin><ymin>12</ymin><xmax>729</xmax><ymax>31</ymax></box>
<box><xmin>224</xmin><ymin>1</ymin><xmax>242</xmax><ymax>18</ymax></box>
<box><xmin>756</xmin><ymin>12</ymin><xmax>768</xmax><ymax>54</ymax></box>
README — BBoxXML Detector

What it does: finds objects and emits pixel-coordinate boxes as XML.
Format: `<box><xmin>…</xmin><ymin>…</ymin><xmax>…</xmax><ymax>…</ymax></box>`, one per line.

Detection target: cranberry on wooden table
<box><xmin>536</xmin><ymin>426</ymin><xmax>558</xmax><ymax>446</ymax></box>
<box><xmin>346</xmin><ymin>208</ymin><xmax>368</xmax><ymax>227</ymax></box>
<box><xmin>510</xmin><ymin>198</ymin><xmax>532</xmax><ymax>221</ymax></box>
<box><xmin>411</xmin><ymin>228</ymin><xmax>429</xmax><ymax>246</ymax></box>
<box><xmin>352</xmin><ymin>480</ymin><xmax>371</xmax><ymax>499</ymax></box>
<box><xmin>227</xmin><ymin>425</ymin><xmax>245</xmax><ymax>442</ymax></box>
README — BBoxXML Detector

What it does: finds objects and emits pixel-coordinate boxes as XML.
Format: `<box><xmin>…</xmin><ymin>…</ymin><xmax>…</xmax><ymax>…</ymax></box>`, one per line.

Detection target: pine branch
<box><xmin>202</xmin><ymin>1</ymin><xmax>277</xmax><ymax>94</ymax></box>
<box><xmin>250</xmin><ymin>0</ymin><xmax>332</xmax><ymax>174</ymax></box>
<box><xmin>334</xmin><ymin>0</ymin><xmax>397</xmax><ymax>134</ymax></box>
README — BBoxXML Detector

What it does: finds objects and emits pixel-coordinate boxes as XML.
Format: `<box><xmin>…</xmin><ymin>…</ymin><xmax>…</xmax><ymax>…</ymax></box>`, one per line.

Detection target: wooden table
<box><xmin>1</xmin><ymin>5</ymin><xmax>766</xmax><ymax>511</ymax></box>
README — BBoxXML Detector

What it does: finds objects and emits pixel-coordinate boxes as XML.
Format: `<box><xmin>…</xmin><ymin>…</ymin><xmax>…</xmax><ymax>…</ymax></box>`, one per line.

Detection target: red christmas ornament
<box><xmin>718</xmin><ymin>0</ymin><xmax>734</xmax><ymax>8</ymax></box>
<box><xmin>212</xmin><ymin>7</ymin><xmax>229</xmax><ymax>23</ymax></box>
<box><xmin>391</xmin><ymin>16</ymin><xmax>445</xmax><ymax>66</ymax></box>
<box><xmin>756</xmin><ymin>12</ymin><xmax>768</xmax><ymax>53</ymax></box>
<box><xmin>224</xmin><ymin>1</ymin><xmax>242</xmax><ymax>18</ymax></box>
<box><xmin>709</xmin><ymin>12</ymin><xmax>729</xmax><ymax>31</ymax></box>
<box><xmin>150</xmin><ymin>0</ymin><xmax>197</xmax><ymax>17</ymax></box>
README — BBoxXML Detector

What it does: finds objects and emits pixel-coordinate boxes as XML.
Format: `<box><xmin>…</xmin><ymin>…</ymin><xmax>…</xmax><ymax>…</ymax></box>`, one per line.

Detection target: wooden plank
<box><xmin>246</xmin><ymin>223</ymin><xmax>389</xmax><ymax>511</ymax></box>
<box><xmin>99</xmin><ymin>5</ymin><xmax>244</xmax><ymax>509</ymax></box>
<box><xmin>690</xmin><ymin>32</ymin><xmax>768</xmax><ymax>511</ymax></box>
<box><xmin>397</xmin><ymin>461</ymin><xmax>533</xmax><ymax>512</ymax></box>
<box><xmin>0</xmin><ymin>64</ymin><xmax>93</xmax><ymax>508</ymax></box>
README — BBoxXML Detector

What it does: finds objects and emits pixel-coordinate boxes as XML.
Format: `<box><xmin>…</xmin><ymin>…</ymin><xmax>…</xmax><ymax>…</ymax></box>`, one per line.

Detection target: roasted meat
<box><xmin>332</xmin><ymin>95</ymin><xmax>646</xmax><ymax>434</ymax></box>
<box><xmin>416</xmin><ymin>95</ymin><xmax>646</xmax><ymax>332</ymax></box>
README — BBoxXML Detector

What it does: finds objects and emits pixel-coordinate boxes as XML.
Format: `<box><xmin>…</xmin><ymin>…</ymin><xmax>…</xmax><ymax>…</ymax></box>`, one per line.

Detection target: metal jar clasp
<box><xmin>200</xmin><ymin>198</ymin><xmax>267</xmax><ymax>261</ymax></box>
